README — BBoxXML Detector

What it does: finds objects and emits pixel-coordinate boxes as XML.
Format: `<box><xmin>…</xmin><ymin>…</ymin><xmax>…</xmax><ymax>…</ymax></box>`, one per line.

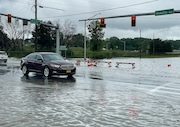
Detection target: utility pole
<box><xmin>56</xmin><ymin>24</ymin><xmax>60</xmax><ymax>54</ymax></box>
<box><xmin>80</xmin><ymin>13</ymin><xmax>101</xmax><ymax>61</ymax></box>
<box><xmin>35</xmin><ymin>0</ymin><xmax>38</xmax><ymax>51</ymax></box>
<box><xmin>84</xmin><ymin>20</ymin><xmax>86</xmax><ymax>60</ymax></box>
<box><xmin>140</xmin><ymin>29</ymin><xmax>142</xmax><ymax>58</ymax></box>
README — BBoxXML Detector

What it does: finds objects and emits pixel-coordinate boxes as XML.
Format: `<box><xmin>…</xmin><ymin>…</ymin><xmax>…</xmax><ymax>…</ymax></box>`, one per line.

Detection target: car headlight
<box><xmin>50</xmin><ymin>64</ymin><xmax>60</xmax><ymax>68</ymax></box>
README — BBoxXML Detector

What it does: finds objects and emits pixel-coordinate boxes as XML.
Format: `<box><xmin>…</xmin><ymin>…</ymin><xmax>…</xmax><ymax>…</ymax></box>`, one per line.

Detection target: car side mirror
<box><xmin>37</xmin><ymin>58</ymin><xmax>43</xmax><ymax>62</ymax></box>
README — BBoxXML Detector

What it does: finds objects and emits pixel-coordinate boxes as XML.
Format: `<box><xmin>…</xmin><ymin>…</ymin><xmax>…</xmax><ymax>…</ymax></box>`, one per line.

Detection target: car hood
<box><xmin>50</xmin><ymin>60</ymin><xmax>73</xmax><ymax>65</ymax></box>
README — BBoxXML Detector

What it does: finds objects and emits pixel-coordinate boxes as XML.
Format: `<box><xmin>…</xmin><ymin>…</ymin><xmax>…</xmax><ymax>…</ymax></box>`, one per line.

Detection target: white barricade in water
<box><xmin>115</xmin><ymin>62</ymin><xmax>135</xmax><ymax>69</ymax></box>
<box><xmin>75</xmin><ymin>60</ymin><xmax>135</xmax><ymax>69</ymax></box>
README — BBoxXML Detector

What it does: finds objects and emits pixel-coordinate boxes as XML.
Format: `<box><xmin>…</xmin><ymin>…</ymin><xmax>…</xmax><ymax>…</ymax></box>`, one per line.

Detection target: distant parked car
<box><xmin>20</xmin><ymin>52</ymin><xmax>76</xmax><ymax>77</ymax></box>
<box><xmin>0</xmin><ymin>51</ymin><xmax>8</xmax><ymax>63</ymax></box>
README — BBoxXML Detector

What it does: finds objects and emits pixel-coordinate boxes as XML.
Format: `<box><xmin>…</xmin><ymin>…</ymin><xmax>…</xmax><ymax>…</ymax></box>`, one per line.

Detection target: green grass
<box><xmin>7</xmin><ymin>46</ymin><xmax>180</xmax><ymax>59</ymax></box>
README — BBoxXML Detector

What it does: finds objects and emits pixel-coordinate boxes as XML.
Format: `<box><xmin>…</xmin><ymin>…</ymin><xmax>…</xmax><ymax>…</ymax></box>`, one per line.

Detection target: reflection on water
<box><xmin>0</xmin><ymin>63</ymin><xmax>9</xmax><ymax>75</ymax></box>
<box><xmin>89</xmin><ymin>69</ymin><xmax>103</xmax><ymax>80</ymax></box>
<box><xmin>21</xmin><ymin>74</ymin><xmax>76</xmax><ymax>86</ymax></box>
<box><xmin>0</xmin><ymin>62</ymin><xmax>20</xmax><ymax>75</ymax></box>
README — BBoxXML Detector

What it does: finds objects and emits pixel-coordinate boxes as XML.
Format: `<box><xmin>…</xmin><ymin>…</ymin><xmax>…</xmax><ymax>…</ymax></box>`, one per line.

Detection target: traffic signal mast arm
<box><xmin>0</xmin><ymin>12</ymin><xmax>31</xmax><ymax>22</ymax></box>
<box><xmin>0</xmin><ymin>12</ymin><xmax>58</xmax><ymax>29</ymax></box>
<box><xmin>79</xmin><ymin>9</ymin><xmax>180</xmax><ymax>21</ymax></box>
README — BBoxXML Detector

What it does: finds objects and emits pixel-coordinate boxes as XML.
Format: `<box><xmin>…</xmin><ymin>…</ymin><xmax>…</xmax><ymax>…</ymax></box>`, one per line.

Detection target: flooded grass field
<box><xmin>0</xmin><ymin>57</ymin><xmax>180</xmax><ymax>127</ymax></box>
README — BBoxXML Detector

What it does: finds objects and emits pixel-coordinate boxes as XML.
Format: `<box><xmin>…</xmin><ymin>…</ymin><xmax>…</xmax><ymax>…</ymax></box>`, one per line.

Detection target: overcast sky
<box><xmin>0</xmin><ymin>0</ymin><xmax>180</xmax><ymax>40</ymax></box>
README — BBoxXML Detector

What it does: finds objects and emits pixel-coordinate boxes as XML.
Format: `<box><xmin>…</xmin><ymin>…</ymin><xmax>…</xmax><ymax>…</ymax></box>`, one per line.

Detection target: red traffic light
<box><xmin>100</xmin><ymin>18</ymin><xmax>105</xmax><ymax>24</ymax></box>
<box><xmin>7</xmin><ymin>14</ymin><xmax>12</xmax><ymax>23</ymax></box>
<box><xmin>131</xmin><ymin>16</ymin><xmax>136</xmax><ymax>27</ymax></box>
<box><xmin>131</xmin><ymin>16</ymin><xmax>136</xmax><ymax>21</ymax></box>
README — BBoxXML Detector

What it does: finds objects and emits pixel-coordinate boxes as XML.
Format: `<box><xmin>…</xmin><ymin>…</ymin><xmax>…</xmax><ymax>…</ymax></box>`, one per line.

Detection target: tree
<box><xmin>0</xmin><ymin>25</ymin><xmax>10</xmax><ymax>51</ymax></box>
<box><xmin>169</xmin><ymin>40</ymin><xmax>180</xmax><ymax>50</ymax></box>
<box><xmin>2</xmin><ymin>19</ymin><xmax>32</xmax><ymax>50</ymax></box>
<box><xmin>149</xmin><ymin>39</ymin><xmax>172</xmax><ymax>55</ymax></box>
<box><xmin>108</xmin><ymin>37</ymin><xmax>122</xmax><ymax>50</ymax></box>
<box><xmin>32</xmin><ymin>21</ymin><xmax>56</xmax><ymax>51</ymax></box>
<box><xmin>55</xmin><ymin>19</ymin><xmax>76</xmax><ymax>48</ymax></box>
<box><xmin>70</xmin><ymin>33</ymin><xmax>84</xmax><ymax>47</ymax></box>
<box><xmin>88</xmin><ymin>21</ymin><xmax>104</xmax><ymax>51</ymax></box>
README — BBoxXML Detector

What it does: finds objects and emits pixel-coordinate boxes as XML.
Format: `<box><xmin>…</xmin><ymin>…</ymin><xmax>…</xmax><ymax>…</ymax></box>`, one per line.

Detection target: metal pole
<box><xmin>153</xmin><ymin>32</ymin><xmax>155</xmax><ymax>55</ymax></box>
<box><xmin>56</xmin><ymin>25</ymin><xmax>60</xmax><ymax>54</ymax></box>
<box><xmin>84</xmin><ymin>20</ymin><xmax>87</xmax><ymax>60</ymax></box>
<box><xmin>124</xmin><ymin>41</ymin><xmax>126</xmax><ymax>52</ymax></box>
<box><xmin>35</xmin><ymin>0</ymin><xmax>38</xmax><ymax>51</ymax></box>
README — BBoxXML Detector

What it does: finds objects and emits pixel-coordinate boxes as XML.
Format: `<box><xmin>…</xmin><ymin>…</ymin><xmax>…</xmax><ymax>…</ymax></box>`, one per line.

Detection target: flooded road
<box><xmin>0</xmin><ymin>58</ymin><xmax>180</xmax><ymax>127</ymax></box>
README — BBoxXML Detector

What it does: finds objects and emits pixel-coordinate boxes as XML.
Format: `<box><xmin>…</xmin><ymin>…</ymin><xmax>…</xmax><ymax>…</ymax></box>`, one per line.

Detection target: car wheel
<box><xmin>22</xmin><ymin>65</ymin><xmax>29</xmax><ymax>76</ymax></box>
<box><xmin>43</xmin><ymin>66</ymin><xmax>51</xmax><ymax>77</ymax></box>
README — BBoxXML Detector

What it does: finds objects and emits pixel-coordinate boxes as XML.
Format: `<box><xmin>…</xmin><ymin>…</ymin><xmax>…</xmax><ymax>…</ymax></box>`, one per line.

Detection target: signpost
<box><xmin>155</xmin><ymin>9</ymin><xmax>174</xmax><ymax>16</ymax></box>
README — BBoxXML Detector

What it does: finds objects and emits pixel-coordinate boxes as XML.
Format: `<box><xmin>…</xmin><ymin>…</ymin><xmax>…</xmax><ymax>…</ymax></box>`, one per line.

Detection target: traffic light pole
<box><xmin>0</xmin><ymin>13</ymin><xmax>60</xmax><ymax>54</ymax></box>
<box><xmin>84</xmin><ymin>20</ymin><xmax>87</xmax><ymax>60</ymax></box>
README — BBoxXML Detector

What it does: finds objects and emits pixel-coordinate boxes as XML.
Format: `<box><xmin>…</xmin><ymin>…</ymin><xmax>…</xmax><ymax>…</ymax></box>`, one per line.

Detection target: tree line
<box><xmin>1</xmin><ymin>20</ymin><xmax>180</xmax><ymax>57</ymax></box>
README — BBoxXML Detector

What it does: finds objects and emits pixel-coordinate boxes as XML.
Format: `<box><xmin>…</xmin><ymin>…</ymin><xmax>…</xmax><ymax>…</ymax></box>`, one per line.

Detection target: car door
<box><xmin>26</xmin><ymin>54</ymin><xmax>36</xmax><ymax>71</ymax></box>
<box><xmin>34</xmin><ymin>54</ymin><xmax>43</xmax><ymax>72</ymax></box>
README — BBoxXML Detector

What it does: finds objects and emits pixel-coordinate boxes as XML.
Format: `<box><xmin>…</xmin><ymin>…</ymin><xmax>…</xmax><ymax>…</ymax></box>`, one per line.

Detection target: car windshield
<box><xmin>41</xmin><ymin>53</ymin><xmax>64</xmax><ymax>61</ymax></box>
<box><xmin>0</xmin><ymin>51</ymin><xmax>6</xmax><ymax>55</ymax></box>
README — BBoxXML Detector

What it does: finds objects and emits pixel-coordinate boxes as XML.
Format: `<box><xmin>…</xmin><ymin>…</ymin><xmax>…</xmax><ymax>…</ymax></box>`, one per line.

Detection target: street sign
<box><xmin>30</xmin><ymin>19</ymin><xmax>41</xmax><ymax>25</ymax></box>
<box><xmin>60</xmin><ymin>45</ymin><xmax>67</xmax><ymax>51</ymax></box>
<box><xmin>155</xmin><ymin>9</ymin><xmax>174</xmax><ymax>16</ymax></box>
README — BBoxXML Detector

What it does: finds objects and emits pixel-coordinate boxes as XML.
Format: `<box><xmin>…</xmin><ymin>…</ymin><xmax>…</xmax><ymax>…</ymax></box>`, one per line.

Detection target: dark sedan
<box><xmin>20</xmin><ymin>52</ymin><xmax>76</xmax><ymax>77</ymax></box>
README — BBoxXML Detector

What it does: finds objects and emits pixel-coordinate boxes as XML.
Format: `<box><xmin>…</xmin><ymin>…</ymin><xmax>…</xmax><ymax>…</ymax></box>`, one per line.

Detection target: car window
<box><xmin>27</xmin><ymin>54</ymin><xmax>36</xmax><ymax>60</ymax></box>
<box><xmin>41</xmin><ymin>54</ymin><xmax>64</xmax><ymax>61</ymax></box>
<box><xmin>35</xmin><ymin>55</ymin><xmax>42</xmax><ymax>60</ymax></box>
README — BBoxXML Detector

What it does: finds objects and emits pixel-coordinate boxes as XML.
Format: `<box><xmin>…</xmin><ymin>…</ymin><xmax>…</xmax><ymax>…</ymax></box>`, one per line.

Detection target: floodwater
<box><xmin>0</xmin><ymin>57</ymin><xmax>180</xmax><ymax>127</ymax></box>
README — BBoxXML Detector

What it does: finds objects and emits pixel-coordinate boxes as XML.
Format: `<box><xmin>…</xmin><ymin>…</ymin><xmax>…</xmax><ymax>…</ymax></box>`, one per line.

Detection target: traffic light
<box><xmin>99</xmin><ymin>18</ymin><xmax>106</xmax><ymax>28</ymax></box>
<box><xmin>100</xmin><ymin>18</ymin><xmax>105</xmax><ymax>24</ymax></box>
<box><xmin>131</xmin><ymin>16</ymin><xmax>136</xmax><ymax>27</ymax></box>
<box><xmin>7</xmin><ymin>14</ymin><xmax>12</xmax><ymax>23</ymax></box>
<box><xmin>23</xmin><ymin>19</ymin><xmax>28</xmax><ymax>25</ymax></box>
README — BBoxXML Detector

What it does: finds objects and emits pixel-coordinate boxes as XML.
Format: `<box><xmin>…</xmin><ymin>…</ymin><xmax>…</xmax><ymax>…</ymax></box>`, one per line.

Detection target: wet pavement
<box><xmin>0</xmin><ymin>57</ymin><xmax>180</xmax><ymax>127</ymax></box>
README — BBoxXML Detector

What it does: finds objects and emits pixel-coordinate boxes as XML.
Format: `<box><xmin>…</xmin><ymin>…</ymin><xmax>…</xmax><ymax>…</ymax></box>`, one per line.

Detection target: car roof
<box><xmin>31</xmin><ymin>52</ymin><xmax>57</xmax><ymax>55</ymax></box>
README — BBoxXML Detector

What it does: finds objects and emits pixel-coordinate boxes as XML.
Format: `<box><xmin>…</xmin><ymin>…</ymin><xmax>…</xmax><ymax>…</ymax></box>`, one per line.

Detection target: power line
<box><xmin>39</xmin><ymin>0</ymin><xmax>159</xmax><ymax>19</ymax></box>
<box><xmin>8</xmin><ymin>0</ymin><xmax>33</xmax><ymax>5</ymax></box>
<box><xmin>87</xmin><ymin>0</ymin><xmax>159</xmax><ymax>13</ymax></box>
<box><xmin>3</xmin><ymin>0</ymin><xmax>159</xmax><ymax>20</ymax></box>
<box><xmin>4</xmin><ymin>0</ymin><xmax>64</xmax><ymax>12</ymax></box>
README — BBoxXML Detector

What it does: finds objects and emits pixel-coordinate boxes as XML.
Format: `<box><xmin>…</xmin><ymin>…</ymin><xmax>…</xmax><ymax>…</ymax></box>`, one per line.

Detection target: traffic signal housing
<box><xmin>7</xmin><ymin>14</ymin><xmax>12</xmax><ymax>23</ymax></box>
<box><xmin>99</xmin><ymin>18</ymin><xmax>106</xmax><ymax>28</ymax></box>
<box><xmin>100</xmin><ymin>18</ymin><xmax>105</xmax><ymax>24</ymax></box>
<box><xmin>131</xmin><ymin>16</ymin><xmax>136</xmax><ymax>27</ymax></box>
